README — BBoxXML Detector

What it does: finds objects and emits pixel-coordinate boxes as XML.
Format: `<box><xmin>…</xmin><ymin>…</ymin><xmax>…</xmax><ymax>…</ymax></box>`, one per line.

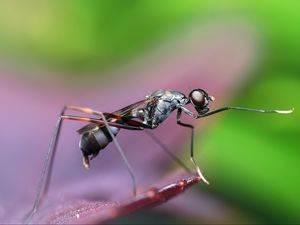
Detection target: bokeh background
<box><xmin>0</xmin><ymin>1</ymin><xmax>299</xmax><ymax>224</ymax></box>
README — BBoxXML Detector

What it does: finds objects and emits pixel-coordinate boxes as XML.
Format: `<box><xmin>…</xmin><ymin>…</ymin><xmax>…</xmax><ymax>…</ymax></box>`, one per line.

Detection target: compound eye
<box><xmin>190</xmin><ymin>90</ymin><xmax>206</xmax><ymax>107</ymax></box>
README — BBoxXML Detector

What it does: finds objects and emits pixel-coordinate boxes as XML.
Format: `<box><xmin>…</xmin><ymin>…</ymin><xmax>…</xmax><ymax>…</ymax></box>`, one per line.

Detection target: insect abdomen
<box><xmin>79</xmin><ymin>126</ymin><xmax>120</xmax><ymax>159</ymax></box>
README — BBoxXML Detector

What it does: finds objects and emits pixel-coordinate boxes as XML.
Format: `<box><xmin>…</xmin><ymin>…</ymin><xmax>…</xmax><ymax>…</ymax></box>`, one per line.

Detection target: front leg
<box><xmin>178</xmin><ymin>105</ymin><xmax>199</xmax><ymax>119</ymax></box>
<box><xmin>176</xmin><ymin>108</ymin><xmax>209</xmax><ymax>184</ymax></box>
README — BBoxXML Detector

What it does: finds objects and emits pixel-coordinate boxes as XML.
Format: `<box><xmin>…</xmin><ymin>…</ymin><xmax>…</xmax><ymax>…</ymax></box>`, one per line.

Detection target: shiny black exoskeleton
<box><xmin>79</xmin><ymin>125</ymin><xmax>120</xmax><ymax>168</ymax></box>
<box><xmin>77</xmin><ymin>89</ymin><xmax>214</xmax><ymax>168</ymax></box>
<box><xmin>27</xmin><ymin>88</ymin><xmax>293</xmax><ymax>222</ymax></box>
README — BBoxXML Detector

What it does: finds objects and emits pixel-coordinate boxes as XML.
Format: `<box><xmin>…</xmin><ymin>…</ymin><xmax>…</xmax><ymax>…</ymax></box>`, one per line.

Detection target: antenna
<box><xmin>197</xmin><ymin>106</ymin><xmax>294</xmax><ymax>118</ymax></box>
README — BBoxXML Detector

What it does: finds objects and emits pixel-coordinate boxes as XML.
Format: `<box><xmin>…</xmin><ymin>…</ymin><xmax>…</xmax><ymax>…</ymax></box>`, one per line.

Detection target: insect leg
<box><xmin>63</xmin><ymin>105</ymin><xmax>123</xmax><ymax>120</ymax></box>
<box><xmin>25</xmin><ymin>108</ymin><xmax>65</xmax><ymax>223</ymax></box>
<box><xmin>144</xmin><ymin>130</ymin><xmax>191</xmax><ymax>173</ymax></box>
<box><xmin>62</xmin><ymin>115</ymin><xmax>144</xmax><ymax>130</ymax></box>
<box><xmin>176</xmin><ymin>108</ymin><xmax>209</xmax><ymax>184</ymax></box>
<box><xmin>25</xmin><ymin>112</ymin><xmax>143</xmax><ymax>222</ymax></box>
<box><xmin>99</xmin><ymin>112</ymin><xmax>137</xmax><ymax>196</ymax></box>
<box><xmin>196</xmin><ymin>106</ymin><xmax>294</xmax><ymax>118</ymax></box>
<box><xmin>116</xmin><ymin>118</ymin><xmax>190</xmax><ymax>173</ymax></box>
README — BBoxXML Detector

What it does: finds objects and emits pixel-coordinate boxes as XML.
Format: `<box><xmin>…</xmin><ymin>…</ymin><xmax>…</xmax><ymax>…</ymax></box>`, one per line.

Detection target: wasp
<box><xmin>26</xmin><ymin>88</ymin><xmax>293</xmax><ymax>221</ymax></box>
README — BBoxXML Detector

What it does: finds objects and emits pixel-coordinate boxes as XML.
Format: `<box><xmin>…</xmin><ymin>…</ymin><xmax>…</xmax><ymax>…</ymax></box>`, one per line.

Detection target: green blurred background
<box><xmin>0</xmin><ymin>1</ymin><xmax>299</xmax><ymax>224</ymax></box>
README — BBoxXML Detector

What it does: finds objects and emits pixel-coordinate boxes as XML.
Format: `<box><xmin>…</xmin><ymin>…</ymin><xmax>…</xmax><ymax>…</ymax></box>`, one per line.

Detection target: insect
<box><xmin>26</xmin><ymin>88</ymin><xmax>293</xmax><ymax>221</ymax></box>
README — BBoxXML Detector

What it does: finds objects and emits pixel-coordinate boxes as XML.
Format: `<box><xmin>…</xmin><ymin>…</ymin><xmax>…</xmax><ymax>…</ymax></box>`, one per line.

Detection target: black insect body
<box><xmin>144</xmin><ymin>90</ymin><xmax>188</xmax><ymax>127</ymax></box>
<box><xmin>78</xmin><ymin>89</ymin><xmax>195</xmax><ymax>169</ymax></box>
<box><xmin>26</xmin><ymin>88</ymin><xmax>293</xmax><ymax>222</ymax></box>
<box><xmin>79</xmin><ymin>125</ymin><xmax>120</xmax><ymax>167</ymax></box>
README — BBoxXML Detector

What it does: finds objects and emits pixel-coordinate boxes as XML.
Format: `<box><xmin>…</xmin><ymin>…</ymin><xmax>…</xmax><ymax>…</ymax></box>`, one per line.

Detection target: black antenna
<box><xmin>197</xmin><ymin>106</ymin><xmax>294</xmax><ymax>118</ymax></box>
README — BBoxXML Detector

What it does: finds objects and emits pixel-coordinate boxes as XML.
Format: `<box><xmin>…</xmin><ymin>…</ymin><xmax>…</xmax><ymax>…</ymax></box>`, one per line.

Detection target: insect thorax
<box><xmin>145</xmin><ymin>90</ymin><xmax>187</xmax><ymax>127</ymax></box>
